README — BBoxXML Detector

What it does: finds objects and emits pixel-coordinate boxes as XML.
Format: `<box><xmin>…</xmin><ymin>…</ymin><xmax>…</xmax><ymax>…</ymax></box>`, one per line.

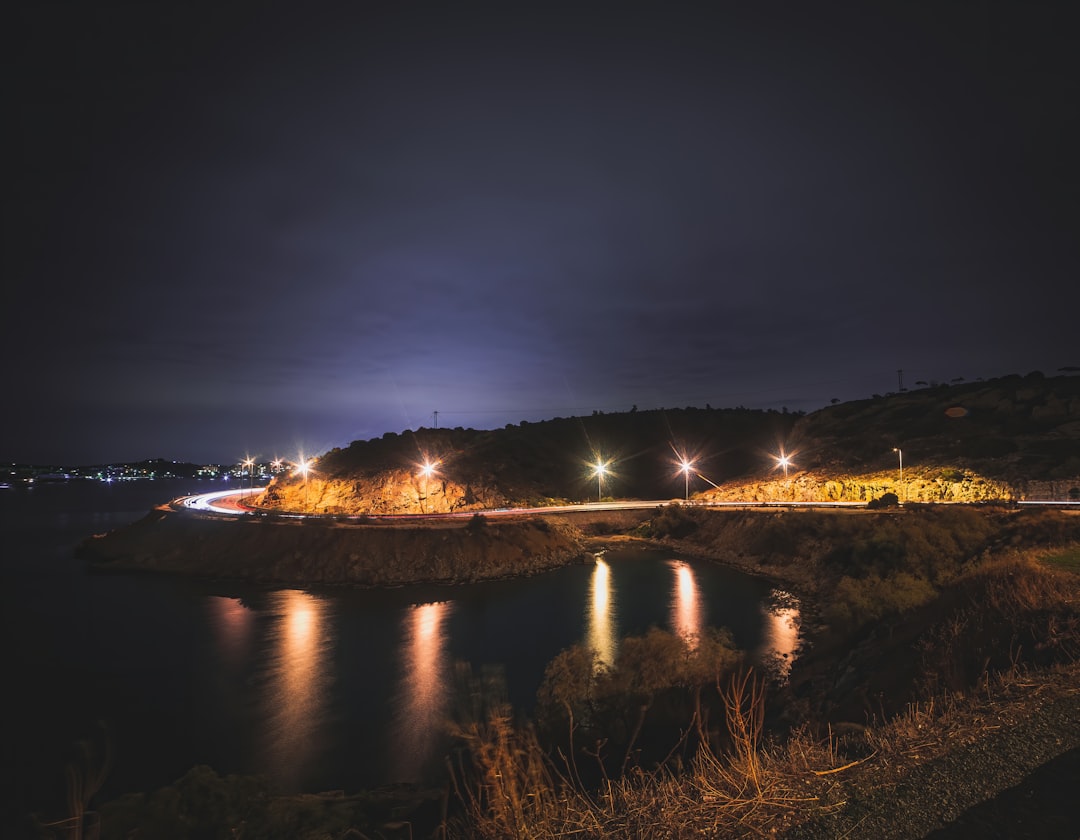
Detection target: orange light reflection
<box><xmin>262</xmin><ymin>590</ymin><xmax>330</xmax><ymax>791</ymax></box>
<box><xmin>209</xmin><ymin>595</ymin><xmax>252</xmax><ymax>664</ymax></box>
<box><xmin>669</xmin><ymin>560</ymin><xmax>702</xmax><ymax>649</ymax></box>
<box><xmin>759</xmin><ymin>590</ymin><xmax>801</xmax><ymax>679</ymax></box>
<box><xmin>393</xmin><ymin>601</ymin><xmax>452</xmax><ymax>782</ymax></box>
<box><xmin>586</xmin><ymin>557</ymin><xmax>617</xmax><ymax>669</ymax></box>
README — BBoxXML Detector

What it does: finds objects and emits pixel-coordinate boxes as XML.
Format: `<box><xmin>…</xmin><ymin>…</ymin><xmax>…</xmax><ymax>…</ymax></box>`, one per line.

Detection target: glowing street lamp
<box><xmin>592</xmin><ymin>461</ymin><xmax>608</xmax><ymax>502</ymax></box>
<box><xmin>775</xmin><ymin>452</ymin><xmax>792</xmax><ymax>477</ymax></box>
<box><xmin>243</xmin><ymin>457</ymin><xmax>254</xmax><ymax>501</ymax></box>
<box><xmin>418</xmin><ymin>460</ymin><xmax>439</xmax><ymax>513</ymax></box>
<box><xmin>679</xmin><ymin>459</ymin><xmax>694</xmax><ymax>501</ymax></box>
<box><xmin>294</xmin><ymin>458</ymin><xmax>312</xmax><ymax>509</ymax></box>
<box><xmin>893</xmin><ymin>447</ymin><xmax>904</xmax><ymax>503</ymax></box>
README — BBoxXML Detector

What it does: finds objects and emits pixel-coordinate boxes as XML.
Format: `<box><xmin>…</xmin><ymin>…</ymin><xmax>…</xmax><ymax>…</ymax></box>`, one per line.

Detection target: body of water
<box><xmin>1</xmin><ymin>479</ymin><xmax>798</xmax><ymax>822</ymax></box>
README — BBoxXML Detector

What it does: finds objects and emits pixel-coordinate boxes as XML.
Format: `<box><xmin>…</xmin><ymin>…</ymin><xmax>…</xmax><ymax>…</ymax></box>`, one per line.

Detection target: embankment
<box><xmin>78</xmin><ymin>509</ymin><xmax>589</xmax><ymax>586</ymax></box>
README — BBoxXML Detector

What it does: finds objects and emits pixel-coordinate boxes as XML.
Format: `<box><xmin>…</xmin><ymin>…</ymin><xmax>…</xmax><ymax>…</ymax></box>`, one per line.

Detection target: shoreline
<box><xmin>77</xmin><ymin>504</ymin><xmax>1080</xmax><ymax>837</ymax></box>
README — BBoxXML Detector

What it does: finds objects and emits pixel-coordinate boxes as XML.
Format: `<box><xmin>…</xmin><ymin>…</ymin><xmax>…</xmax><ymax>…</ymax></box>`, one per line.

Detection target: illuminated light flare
<box><xmin>773</xmin><ymin>450</ymin><xmax>794</xmax><ymax>478</ymax></box>
<box><xmin>678</xmin><ymin>458</ymin><xmax>694</xmax><ymax>500</ymax></box>
<box><xmin>592</xmin><ymin>459</ymin><xmax>610</xmax><ymax>501</ymax></box>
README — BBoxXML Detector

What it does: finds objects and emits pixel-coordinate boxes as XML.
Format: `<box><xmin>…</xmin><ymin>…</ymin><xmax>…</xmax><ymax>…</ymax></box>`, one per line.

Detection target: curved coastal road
<box><xmin>175</xmin><ymin>489</ymin><xmax>1079</xmax><ymax>520</ymax></box>
<box><xmin>175</xmin><ymin>488</ymin><xmax>871</xmax><ymax>519</ymax></box>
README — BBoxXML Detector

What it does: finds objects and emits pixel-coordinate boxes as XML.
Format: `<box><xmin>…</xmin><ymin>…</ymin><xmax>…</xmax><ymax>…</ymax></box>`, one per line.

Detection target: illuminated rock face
<box><xmin>258</xmin><ymin>469</ymin><xmax>508</xmax><ymax>515</ymax></box>
<box><xmin>701</xmin><ymin>469</ymin><xmax>1017</xmax><ymax>504</ymax></box>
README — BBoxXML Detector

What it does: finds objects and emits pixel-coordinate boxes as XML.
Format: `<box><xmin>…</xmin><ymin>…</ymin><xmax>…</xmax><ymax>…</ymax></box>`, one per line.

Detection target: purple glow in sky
<box><xmin>8</xmin><ymin>2</ymin><xmax>1078</xmax><ymax>464</ymax></box>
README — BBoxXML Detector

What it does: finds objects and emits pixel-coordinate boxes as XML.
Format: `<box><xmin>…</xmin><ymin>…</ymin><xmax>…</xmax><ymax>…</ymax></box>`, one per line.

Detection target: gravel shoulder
<box><xmin>779</xmin><ymin>667</ymin><xmax>1080</xmax><ymax>839</ymax></box>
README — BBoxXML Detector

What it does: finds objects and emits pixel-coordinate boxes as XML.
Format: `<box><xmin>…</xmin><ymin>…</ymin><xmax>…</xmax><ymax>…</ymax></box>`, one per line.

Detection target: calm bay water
<box><xmin>1</xmin><ymin>479</ymin><xmax>797</xmax><ymax>819</ymax></box>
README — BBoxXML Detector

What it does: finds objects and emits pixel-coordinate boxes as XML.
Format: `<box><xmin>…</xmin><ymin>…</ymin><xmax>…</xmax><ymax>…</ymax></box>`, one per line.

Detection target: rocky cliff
<box><xmin>260</xmin><ymin>468</ymin><xmax>507</xmax><ymax>516</ymax></box>
<box><xmin>702</xmin><ymin>467</ymin><xmax>1016</xmax><ymax>504</ymax></box>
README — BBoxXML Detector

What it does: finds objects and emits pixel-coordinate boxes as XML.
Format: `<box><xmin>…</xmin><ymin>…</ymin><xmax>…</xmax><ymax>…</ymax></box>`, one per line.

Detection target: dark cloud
<box><xmin>6</xmin><ymin>1</ymin><xmax>1078</xmax><ymax>463</ymax></box>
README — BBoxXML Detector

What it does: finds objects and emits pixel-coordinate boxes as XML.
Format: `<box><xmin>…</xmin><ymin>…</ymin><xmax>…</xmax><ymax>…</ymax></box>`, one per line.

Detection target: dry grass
<box><xmin>447</xmin><ymin>654</ymin><xmax>1080</xmax><ymax>839</ymax></box>
<box><xmin>446</xmin><ymin>528</ymin><xmax>1080</xmax><ymax>839</ymax></box>
<box><xmin>447</xmin><ymin>669</ymin><xmax>876</xmax><ymax>839</ymax></box>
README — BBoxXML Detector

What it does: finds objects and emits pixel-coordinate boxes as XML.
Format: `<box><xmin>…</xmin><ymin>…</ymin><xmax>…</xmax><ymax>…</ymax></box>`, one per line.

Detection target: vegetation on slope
<box><xmin>74</xmin><ymin>507</ymin><xmax>1080</xmax><ymax>838</ymax></box>
<box><xmin>260</xmin><ymin>372</ymin><xmax>1080</xmax><ymax>514</ymax></box>
<box><xmin>441</xmin><ymin>507</ymin><xmax>1080</xmax><ymax>839</ymax></box>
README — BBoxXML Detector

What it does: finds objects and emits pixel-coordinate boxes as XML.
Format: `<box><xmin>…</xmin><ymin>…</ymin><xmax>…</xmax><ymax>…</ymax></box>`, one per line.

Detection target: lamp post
<box><xmin>679</xmin><ymin>459</ymin><xmax>694</xmax><ymax>501</ymax></box>
<box><xmin>893</xmin><ymin>447</ymin><xmax>903</xmax><ymax>503</ymax></box>
<box><xmin>243</xmin><ymin>458</ymin><xmax>254</xmax><ymax>502</ymax></box>
<box><xmin>296</xmin><ymin>460</ymin><xmax>311</xmax><ymax>510</ymax></box>
<box><xmin>419</xmin><ymin>461</ymin><xmax>437</xmax><ymax>513</ymax></box>
<box><xmin>593</xmin><ymin>461</ymin><xmax>607</xmax><ymax>502</ymax></box>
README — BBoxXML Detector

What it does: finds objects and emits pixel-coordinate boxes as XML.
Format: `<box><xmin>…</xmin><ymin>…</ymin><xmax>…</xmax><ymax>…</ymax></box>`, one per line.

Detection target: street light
<box><xmin>593</xmin><ymin>461</ymin><xmax>608</xmax><ymax>502</ymax></box>
<box><xmin>893</xmin><ymin>447</ymin><xmax>904</xmax><ymax>503</ymax></box>
<box><xmin>679</xmin><ymin>459</ymin><xmax>694</xmax><ymax>501</ymax></box>
<box><xmin>418</xmin><ymin>460</ymin><xmax>438</xmax><ymax>513</ymax></box>
<box><xmin>295</xmin><ymin>459</ymin><xmax>312</xmax><ymax>509</ymax></box>
<box><xmin>243</xmin><ymin>457</ymin><xmax>254</xmax><ymax>501</ymax></box>
<box><xmin>775</xmin><ymin>452</ymin><xmax>792</xmax><ymax>477</ymax></box>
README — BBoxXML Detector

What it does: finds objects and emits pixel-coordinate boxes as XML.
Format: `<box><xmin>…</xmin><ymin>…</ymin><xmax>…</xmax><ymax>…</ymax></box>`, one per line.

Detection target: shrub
<box><xmin>825</xmin><ymin>572</ymin><xmax>935</xmax><ymax>633</ymax></box>
<box><xmin>466</xmin><ymin>513</ymin><xmax>488</xmax><ymax>533</ymax></box>
<box><xmin>536</xmin><ymin>628</ymin><xmax>743</xmax><ymax>774</ymax></box>
<box><xmin>867</xmin><ymin>492</ymin><xmax>899</xmax><ymax>509</ymax></box>
<box><xmin>648</xmin><ymin>504</ymin><xmax>699</xmax><ymax>539</ymax></box>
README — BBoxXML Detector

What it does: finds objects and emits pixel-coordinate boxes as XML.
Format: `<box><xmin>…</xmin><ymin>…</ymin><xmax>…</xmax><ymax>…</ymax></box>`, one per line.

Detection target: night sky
<box><xmin>8</xmin><ymin>2</ymin><xmax>1078</xmax><ymax>465</ymax></box>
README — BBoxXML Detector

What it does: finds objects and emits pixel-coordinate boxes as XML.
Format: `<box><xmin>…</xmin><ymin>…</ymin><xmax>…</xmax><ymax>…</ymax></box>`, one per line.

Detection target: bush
<box><xmin>867</xmin><ymin>492</ymin><xmax>900</xmax><ymax>509</ymax></box>
<box><xmin>536</xmin><ymin>628</ymin><xmax>743</xmax><ymax>773</ymax></box>
<box><xmin>825</xmin><ymin>572</ymin><xmax>935</xmax><ymax>633</ymax></box>
<box><xmin>646</xmin><ymin>504</ymin><xmax>699</xmax><ymax>539</ymax></box>
<box><xmin>466</xmin><ymin>513</ymin><xmax>488</xmax><ymax>533</ymax></box>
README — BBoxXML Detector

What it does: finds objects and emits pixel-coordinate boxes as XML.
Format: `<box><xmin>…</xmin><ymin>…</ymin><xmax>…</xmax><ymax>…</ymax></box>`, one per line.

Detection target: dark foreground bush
<box><xmin>867</xmin><ymin>492</ymin><xmax>899</xmax><ymax>509</ymax></box>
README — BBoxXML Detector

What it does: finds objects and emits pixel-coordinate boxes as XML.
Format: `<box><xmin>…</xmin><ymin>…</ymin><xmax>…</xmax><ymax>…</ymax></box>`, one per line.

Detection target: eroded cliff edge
<box><xmin>79</xmin><ymin>509</ymin><xmax>589</xmax><ymax>586</ymax></box>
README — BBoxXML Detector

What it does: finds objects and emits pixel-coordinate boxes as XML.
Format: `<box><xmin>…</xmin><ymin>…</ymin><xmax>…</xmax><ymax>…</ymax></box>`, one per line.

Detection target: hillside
<box><xmin>259</xmin><ymin>372</ymin><xmax>1080</xmax><ymax>514</ymax></box>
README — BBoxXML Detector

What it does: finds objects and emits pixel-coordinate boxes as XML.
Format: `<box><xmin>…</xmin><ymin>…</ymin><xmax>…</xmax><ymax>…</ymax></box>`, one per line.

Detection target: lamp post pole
<box><xmin>296</xmin><ymin>460</ymin><xmax>310</xmax><ymax>510</ymax></box>
<box><xmin>893</xmin><ymin>447</ymin><xmax>903</xmax><ymax>503</ymax></box>
<box><xmin>680</xmin><ymin>460</ymin><xmax>693</xmax><ymax>501</ymax></box>
<box><xmin>419</xmin><ymin>462</ymin><xmax>437</xmax><ymax>514</ymax></box>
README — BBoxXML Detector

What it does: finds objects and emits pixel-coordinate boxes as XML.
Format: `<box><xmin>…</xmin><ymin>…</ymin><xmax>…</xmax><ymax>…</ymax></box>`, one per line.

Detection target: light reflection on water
<box><xmin>260</xmin><ymin>590</ymin><xmax>332</xmax><ymax>791</ymax></box>
<box><xmin>9</xmin><ymin>480</ymin><xmax>816</xmax><ymax>802</ymax></box>
<box><xmin>208</xmin><ymin>595</ymin><xmax>252</xmax><ymax>665</ymax></box>
<box><xmin>393</xmin><ymin>601</ymin><xmax>453</xmax><ymax>782</ymax></box>
<box><xmin>586</xmin><ymin>557</ymin><xmax>618</xmax><ymax>668</ymax></box>
<box><xmin>759</xmin><ymin>591</ymin><xmax>801</xmax><ymax>679</ymax></box>
<box><xmin>669</xmin><ymin>560</ymin><xmax>702</xmax><ymax>648</ymax></box>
